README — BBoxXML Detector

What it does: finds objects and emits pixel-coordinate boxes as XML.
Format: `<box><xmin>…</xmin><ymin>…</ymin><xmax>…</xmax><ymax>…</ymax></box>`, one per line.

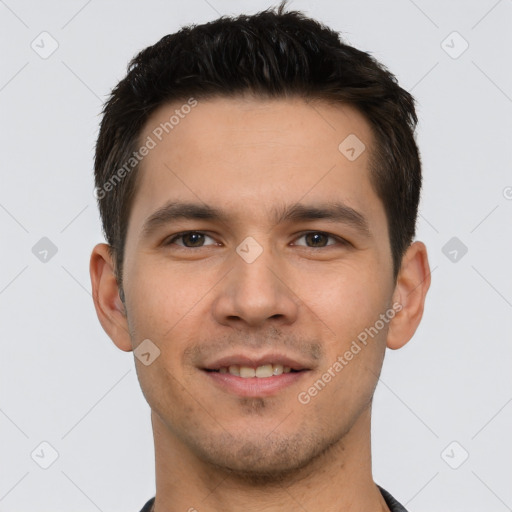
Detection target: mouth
<box><xmin>205</xmin><ymin>363</ymin><xmax>302</xmax><ymax>378</ymax></box>
<box><xmin>201</xmin><ymin>355</ymin><xmax>311</xmax><ymax>397</ymax></box>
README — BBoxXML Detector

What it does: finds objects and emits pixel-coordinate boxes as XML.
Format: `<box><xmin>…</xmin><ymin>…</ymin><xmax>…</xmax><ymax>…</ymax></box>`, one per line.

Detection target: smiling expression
<box><xmin>111</xmin><ymin>95</ymin><xmax>399</xmax><ymax>476</ymax></box>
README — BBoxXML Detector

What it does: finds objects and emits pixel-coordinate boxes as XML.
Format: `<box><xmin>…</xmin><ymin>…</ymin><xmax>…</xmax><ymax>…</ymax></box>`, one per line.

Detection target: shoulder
<box><xmin>138</xmin><ymin>496</ymin><xmax>155</xmax><ymax>512</ymax></box>
<box><xmin>378</xmin><ymin>486</ymin><xmax>409</xmax><ymax>512</ymax></box>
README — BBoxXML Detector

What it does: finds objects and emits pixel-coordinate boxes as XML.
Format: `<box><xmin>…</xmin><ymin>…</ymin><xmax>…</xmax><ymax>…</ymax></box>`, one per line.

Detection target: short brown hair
<box><xmin>94</xmin><ymin>1</ymin><xmax>421</xmax><ymax>299</ymax></box>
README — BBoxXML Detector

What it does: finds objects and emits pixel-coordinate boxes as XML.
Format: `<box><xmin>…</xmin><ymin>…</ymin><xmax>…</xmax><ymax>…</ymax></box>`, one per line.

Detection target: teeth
<box><xmin>240</xmin><ymin>366</ymin><xmax>256</xmax><ymax>378</ymax></box>
<box><xmin>255</xmin><ymin>364</ymin><xmax>273</xmax><ymax>378</ymax></box>
<box><xmin>228</xmin><ymin>365</ymin><xmax>240</xmax><ymax>376</ymax></box>
<box><xmin>273</xmin><ymin>364</ymin><xmax>284</xmax><ymax>375</ymax></box>
<box><xmin>221</xmin><ymin>364</ymin><xmax>292</xmax><ymax>378</ymax></box>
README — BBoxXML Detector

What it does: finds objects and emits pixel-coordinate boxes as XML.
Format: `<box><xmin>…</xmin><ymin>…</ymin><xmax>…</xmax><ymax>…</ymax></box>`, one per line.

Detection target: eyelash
<box><xmin>164</xmin><ymin>231</ymin><xmax>349</xmax><ymax>249</ymax></box>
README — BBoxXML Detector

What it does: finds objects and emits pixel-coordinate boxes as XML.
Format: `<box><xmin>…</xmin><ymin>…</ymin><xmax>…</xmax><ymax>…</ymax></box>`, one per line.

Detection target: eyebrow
<box><xmin>140</xmin><ymin>200</ymin><xmax>371</xmax><ymax>239</ymax></box>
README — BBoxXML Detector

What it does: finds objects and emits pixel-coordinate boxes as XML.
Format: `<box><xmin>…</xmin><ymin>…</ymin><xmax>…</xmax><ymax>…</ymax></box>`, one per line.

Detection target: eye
<box><xmin>165</xmin><ymin>231</ymin><xmax>217</xmax><ymax>248</ymax></box>
<box><xmin>163</xmin><ymin>230</ymin><xmax>348</xmax><ymax>250</ymax></box>
<box><xmin>292</xmin><ymin>231</ymin><xmax>347</xmax><ymax>248</ymax></box>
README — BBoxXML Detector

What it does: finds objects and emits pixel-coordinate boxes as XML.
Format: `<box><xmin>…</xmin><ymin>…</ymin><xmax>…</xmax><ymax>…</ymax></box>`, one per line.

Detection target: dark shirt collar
<box><xmin>139</xmin><ymin>486</ymin><xmax>408</xmax><ymax>512</ymax></box>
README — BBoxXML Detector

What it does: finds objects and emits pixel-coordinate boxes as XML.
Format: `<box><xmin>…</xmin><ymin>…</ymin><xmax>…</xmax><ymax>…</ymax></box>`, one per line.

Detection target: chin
<box><xmin>190</xmin><ymin>427</ymin><xmax>340</xmax><ymax>485</ymax></box>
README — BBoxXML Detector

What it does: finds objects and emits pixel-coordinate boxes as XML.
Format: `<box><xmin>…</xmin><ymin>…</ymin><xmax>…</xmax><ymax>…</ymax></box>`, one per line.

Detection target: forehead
<box><xmin>127</xmin><ymin>96</ymin><xmax>382</xmax><ymax>234</ymax></box>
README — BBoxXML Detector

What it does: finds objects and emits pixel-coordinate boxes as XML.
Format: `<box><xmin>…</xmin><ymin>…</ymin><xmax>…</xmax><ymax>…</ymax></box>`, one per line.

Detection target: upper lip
<box><xmin>202</xmin><ymin>353</ymin><xmax>312</xmax><ymax>371</ymax></box>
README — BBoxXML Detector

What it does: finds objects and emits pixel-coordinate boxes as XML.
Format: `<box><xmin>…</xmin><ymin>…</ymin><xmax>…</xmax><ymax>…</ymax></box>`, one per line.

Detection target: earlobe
<box><xmin>89</xmin><ymin>243</ymin><xmax>133</xmax><ymax>352</ymax></box>
<box><xmin>386</xmin><ymin>241</ymin><xmax>431</xmax><ymax>350</ymax></box>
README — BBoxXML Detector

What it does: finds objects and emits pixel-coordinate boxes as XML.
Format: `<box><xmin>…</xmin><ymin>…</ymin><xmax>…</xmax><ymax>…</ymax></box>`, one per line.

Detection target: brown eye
<box><xmin>166</xmin><ymin>231</ymin><xmax>215</xmax><ymax>248</ymax></box>
<box><xmin>305</xmin><ymin>232</ymin><xmax>330</xmax><ymax>247</ymax></box>
<box><xmin>294</xmin><ymin>231</ymin><xmax>343</xmax><ymax>248</ymax></box>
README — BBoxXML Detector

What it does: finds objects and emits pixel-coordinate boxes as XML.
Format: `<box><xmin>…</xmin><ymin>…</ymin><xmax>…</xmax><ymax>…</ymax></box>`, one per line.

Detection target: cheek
<box><xmin>135</xmin><ymin>357</ymin><xmax>197</xmax><ymax>431</ymax></box>
<box><xmin>307</xmin><ymin>270</ymin><xmax>391</xmax><ymax>396</ymax></box>
<box><xmin>308</xmin><ymin>268</ymin><xmax>391</xmax><ymax>340</ymax></box>
<box><xmin>125</xmin><ymin>259</ymin><xmax>210</xmax><ymax>342</ymax></box>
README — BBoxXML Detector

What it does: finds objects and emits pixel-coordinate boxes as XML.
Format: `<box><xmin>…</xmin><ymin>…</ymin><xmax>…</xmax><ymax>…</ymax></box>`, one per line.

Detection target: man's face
<box><xmin>121</xmin><ymin>96</ymin><xmax>397</xmax><ymax>476</ymax></box>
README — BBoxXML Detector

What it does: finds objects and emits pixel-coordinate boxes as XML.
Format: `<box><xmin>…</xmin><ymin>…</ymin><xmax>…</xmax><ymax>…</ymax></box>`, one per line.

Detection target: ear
<box><xmin>387</xmin><ymin>241</ymin><xmax>430</xmax><ymax>350</ymax></box>
<box><xmin>89</xmin><ymin>243</ymin><xmax>133</xmax><ymax>352</ymax></box>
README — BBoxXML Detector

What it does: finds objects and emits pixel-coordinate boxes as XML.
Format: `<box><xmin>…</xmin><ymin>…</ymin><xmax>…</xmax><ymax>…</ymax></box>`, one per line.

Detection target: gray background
<box><xmin>1</xmin><ymin>0</ymin><xmax>511</xmax><ymax>510</ymax></box>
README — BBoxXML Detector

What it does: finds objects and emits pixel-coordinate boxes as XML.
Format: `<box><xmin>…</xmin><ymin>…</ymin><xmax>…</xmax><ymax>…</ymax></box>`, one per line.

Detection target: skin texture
<box><xmin>90</xmin><ymin>96</ymin><xmax>430</xmax><ymax>512</ymax></box>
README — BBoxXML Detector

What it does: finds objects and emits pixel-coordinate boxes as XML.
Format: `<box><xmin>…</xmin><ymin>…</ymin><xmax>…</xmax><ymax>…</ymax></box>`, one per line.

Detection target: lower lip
<box><xmin>203</xmin><ymin>370</ymin><xmax>309</xmax><ymax>397</ymax></box>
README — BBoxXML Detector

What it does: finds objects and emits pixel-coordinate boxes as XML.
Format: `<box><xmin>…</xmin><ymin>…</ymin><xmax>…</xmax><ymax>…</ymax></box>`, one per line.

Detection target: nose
<box><xmin>211</xmin><ymin>241</ymin><xmax>299</xmax><ymax>329</ymax></box>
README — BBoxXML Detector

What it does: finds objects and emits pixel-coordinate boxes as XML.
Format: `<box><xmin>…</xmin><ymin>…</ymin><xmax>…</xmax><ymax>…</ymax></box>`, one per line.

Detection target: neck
<box><xmin>151</xmin><ymin>406</ymin><xmax>389</xmax><ymax>512</ymax></box>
